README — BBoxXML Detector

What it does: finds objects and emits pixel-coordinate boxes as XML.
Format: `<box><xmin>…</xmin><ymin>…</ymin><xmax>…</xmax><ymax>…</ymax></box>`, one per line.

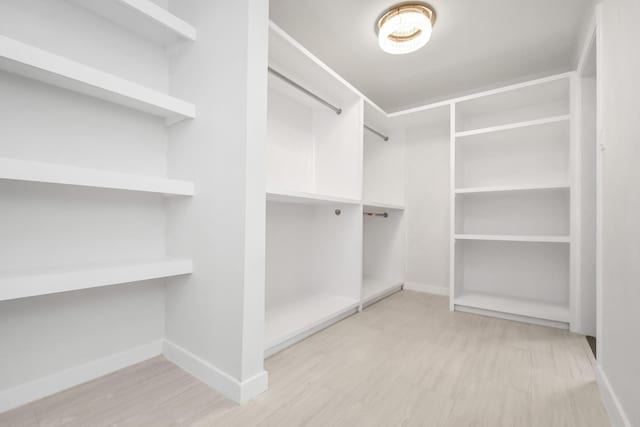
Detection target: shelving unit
<box><xmin>70</xmin><ymin>0</ymin><xmax>197</xmax><ymax>45</ymax></box>
<box><xmin>0</xmin><ymin>35</ymin><xmax>196</xmax><ymax>124</ymax></box>
<box><xmin>451</xmin><ymin>75</ymin><xmax>574</xmax><ymax>327</ymax></box>
<box><xmin>0</xmin><ymin>157</ymin><xmax>194</xmax><ymax>196</ymax></box>
<box><xmin>267</xmin><ymin>24</ymin><xmax>362</xmax><ymax>201</ymax></box>
<box><xmin>0</xmin><ymin>258</ymin><xmax>193</xmax><ymax>302</ymax></box>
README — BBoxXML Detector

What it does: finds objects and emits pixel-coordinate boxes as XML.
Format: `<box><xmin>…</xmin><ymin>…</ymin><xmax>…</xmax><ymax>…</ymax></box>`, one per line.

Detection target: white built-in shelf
<box><xmin>363</xmin><ymin>201</ymin><xmax>405</xmax><ymax>211</ymax></box>
<box><xmin>362</xmin><ymin>279</ymin><xmax>403</xmax><ymax>305</ymax></box>
<box><xmin>454</xmin><ymin>292</ymin><xmax>570</xmax><ymax>323</ymax></box>
<box><xmin>455</xmin><ymin>115</ymin><xmax>570</xmax><ymax>138</ymax></box>
<box><xmin>455</xmin><ymin>234</ymin><xmax>570</xmax><ymax>243</ymax></box>
<box><xmin>0</xmin><ymin>157</ymin><xmax>194</xmax><ymax>196</ymax></box>
<box><xmin>0</xmin><ymin>35</ymin><xmax>196</xmax><ymax>125</ymax></box>
<box><xmin>0</xmin><ymin>258</ymin><xmax>193</xmax><ymax>302</ymax></box>
<box><xmin>70</xmin><ymin>0</ymin><xmax>196</xmax><ymax>45</ymax></box>
<box><xmin>265</xmin><ymin>294</ymin><xmax>359</xmax><ymax>354</ymax></box>
<box><xmin>267</xmin><ymin>190</ymin><xmax>361</xmax><ymax>206</ymax></box>
<box><xmin>455</xmin><ymin>184</ymin><xmax>570</xmax><ymax>194</ymax></box>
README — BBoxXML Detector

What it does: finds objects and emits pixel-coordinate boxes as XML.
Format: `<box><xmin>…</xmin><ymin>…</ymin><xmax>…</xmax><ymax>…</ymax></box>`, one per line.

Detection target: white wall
<box><xmin>404</xmin><ymin>126</ymin><xmax>450</xmax><ymax>292</ymax></box>
<box><xmin>598</xmin><ymin>0</ymin><xmax>640</xmax><ymax>425</ymax></box>
<box><xmin>164</xmin><ymin>0</ymin><xmax>269</xmax><ymax>401</ymax></box>
<box><xmin>0</xmin><ymin>0</ymin><xmax>168</xmax><ymax>395</ymax></box>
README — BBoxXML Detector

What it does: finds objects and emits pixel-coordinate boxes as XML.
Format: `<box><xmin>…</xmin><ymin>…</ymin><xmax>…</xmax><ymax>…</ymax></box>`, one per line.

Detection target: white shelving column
<box><xmin>361</xmin><ymin>100</ymin><xmax>406</xmax><ymax>307</ymax></box>
<box><xmin>450</xmin><ymin>74</ymin><xmax>574</xmax><ymax>328</ymax></box>
<box><xmin>264</xmin><ymin>23</ymin><xmax>363</xmax><ymax>356</ymax></box>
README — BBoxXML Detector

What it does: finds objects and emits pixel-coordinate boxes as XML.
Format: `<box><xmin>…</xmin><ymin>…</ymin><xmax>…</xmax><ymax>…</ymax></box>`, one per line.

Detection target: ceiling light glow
<box><xmin>378</xmin><ymin>3</ymin><xmax>436</xmax><ymax>55</ymax></box>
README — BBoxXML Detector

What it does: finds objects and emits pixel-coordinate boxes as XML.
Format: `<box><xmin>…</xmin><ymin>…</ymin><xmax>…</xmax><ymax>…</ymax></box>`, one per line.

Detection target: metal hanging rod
<box><xmin>364</xmin><ymin>212</ymin><xmax>388</xmax><ymax>218</ymax></box>
<box><xmin>268</xmin><ymin>67</ymin><xmax>342</xmax><ymax>115</ymax></box>
<box><xmin>364</xmin><ymin>124</ymin><xmax>389</xmax><ymax>142</ymax></box>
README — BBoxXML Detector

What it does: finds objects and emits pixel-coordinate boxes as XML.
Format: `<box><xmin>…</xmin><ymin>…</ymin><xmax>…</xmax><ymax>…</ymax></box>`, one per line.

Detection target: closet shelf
<box><xmin>267</xmin><ymin>190</ymin><xmax>361</xmax><ymax>206</ymax></box>
<box><xmin>455</xmin><ymin>114</ymin><xmax>570</xmax><ymax>138</ymax></box>
<box><xmin>0</xmin><ymin>157</ymin><xmax>194</xmax><ymax>196</ymax></box>
<box><xmin>70</xmin><ymin>0</ymin><xmax>196</xmax><ymax>45</ymax></box>
<box><xmin>265</xmin><ymin>294</ymin><xmax>359</xmax><ymax>355</ymax></box>
<box><xmin>362</xmin><ymin>279</ymin><xmax>403</xmax><ymax>306</ymax></box>
<box><xmin>455</xmin><ymin>234</ymin><xmax>570</xmax><ymax>243</ymax></box>
<box><xmin>0</xmin><ymin>258</ymin><xmax>193</xmax><ymax>302</ymax></box>
<box><xmin>455</xmin><ymin>184</ymin><xmax>570</xmax><ymax>194</ymax></box>
<box><xmin>454</xmin><ymin>292</ymin><xmax>570</xmax><ymax>323</ymax></box>
<box><xmin>363</xmin><ymin>201</ymin><xmax>405</xmax><ymax>211</ymax></box>
<box><xmin>0</xmin><ymin>35</ymin><xmax>196</xmax><ymax>125</ymax></box>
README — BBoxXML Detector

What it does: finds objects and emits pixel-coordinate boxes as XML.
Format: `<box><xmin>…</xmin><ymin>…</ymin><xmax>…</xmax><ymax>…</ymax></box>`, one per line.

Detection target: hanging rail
<box><xmin>268</xmin><ymin>67</ymin><xmax>342</xmax><ymax>115</ymax></box>
<box><xmin>364</xmin><ymin>212</ymin><xmax>388</xmax><ymax>218</ymax></box>
<box><xmin>364</xmin><ymin>124</ymin><xmax>389</xmax><ymax>142</ymax></box>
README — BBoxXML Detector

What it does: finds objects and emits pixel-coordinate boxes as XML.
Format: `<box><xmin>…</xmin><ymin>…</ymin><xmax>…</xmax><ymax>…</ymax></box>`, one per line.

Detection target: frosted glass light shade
<box><xmin>377</xmin><ymin>4</ymin><xmax>436</xmax><ymax>55</ymax></box>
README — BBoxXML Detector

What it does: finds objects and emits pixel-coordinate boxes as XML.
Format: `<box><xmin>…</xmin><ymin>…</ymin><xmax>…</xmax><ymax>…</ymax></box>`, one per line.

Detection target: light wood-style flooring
<box><xmin>0</xmin><ymin>291</ymin><xmax>610</xmax><ymax>426</ymax></box>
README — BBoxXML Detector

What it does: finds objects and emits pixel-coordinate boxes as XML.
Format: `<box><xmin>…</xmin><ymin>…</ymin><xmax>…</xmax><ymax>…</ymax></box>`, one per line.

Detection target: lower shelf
<box><xmin>0</xmin><ymin>258</ymin><xmax>193</xmax><ymax>302</ymax></box>
<box><xmin>265</xmin><ymin>294</ymin><xmax>359</xmax><ymax>356</ymax></box>
<box><xmin>362</xmin><ymin>278</ymin><xmax>403</xmax><ymax>305</ymax></box>
<box><xmin>454</xmin><ymin>292</ymin><xmax>570</xmax><ymax>323</ymax></box>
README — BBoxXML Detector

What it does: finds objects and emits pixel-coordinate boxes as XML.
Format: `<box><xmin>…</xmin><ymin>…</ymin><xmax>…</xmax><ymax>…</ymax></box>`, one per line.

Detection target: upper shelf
<box><xmin>455</xmin><ymin>234</ymin><xmax>570</xmax><ymax>243</ymax></box>
<box><xmin>0</xmin><ymin>35</ymin><xmax>196</xmax><ymax>125</ymax></box>
<box><xmin>267</xmin><ymin>190</ymin><xmax>361</xmax><ymax>206</ymax></box>
<box><xmin>0</xmin><ymin>157</ymin><xmax>194</xmax><ymax>196</ymax></box>
<box><xmin>455</xmin><ymin>183</ymin><xmax>570</xmax><ymax>194</ymax></box>
<box><xmin>0</xmin><ymin>257</ymin><xmax>193</xmax><ymax>302</ymax></box>
<box><xmin>69</xmin><ymin>0</ymin><xmax>196</xmax><ymax>45</ymax></box>
<box><xmin>455</xmin><ymin>115</ymin><xmax>570</xmax><ymax>138</ymax></box>
<box><xmin>363</xmin><ymin>201</ymin><xmax>405</xmax><ymax>211</ymax></box>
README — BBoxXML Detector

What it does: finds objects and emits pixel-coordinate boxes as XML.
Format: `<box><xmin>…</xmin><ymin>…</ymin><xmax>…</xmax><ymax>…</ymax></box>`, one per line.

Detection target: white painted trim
<box><xmin>596</xmin><ymin>365</ymin><xmax>632</xmax><ymax>427</ymax></box>
<box><xmin>403</xmin><ymin>282</ymin><xmax>450</xmax><ymax>296</ymax></box>
<box><xmin>455</xmin><ymin>305</ymin><xmax>569</xmax><ymax>329</ymax></box>
<box><xmin>0</xmin><ymin>340</ymin><xmax>163</xmax><ymax>413</ymax></box>
<box><xmin>162</xmin><ymin>339</ymin><xmax>268</xmax><ymax>403</ymax></box>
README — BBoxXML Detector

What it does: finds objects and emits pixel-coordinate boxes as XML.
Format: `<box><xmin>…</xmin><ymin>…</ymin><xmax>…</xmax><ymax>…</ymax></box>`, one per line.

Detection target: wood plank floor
<box><xmin>0</xmin><ymin>291</ymin><xmax>610</xmax><ymax>426</ymax></box>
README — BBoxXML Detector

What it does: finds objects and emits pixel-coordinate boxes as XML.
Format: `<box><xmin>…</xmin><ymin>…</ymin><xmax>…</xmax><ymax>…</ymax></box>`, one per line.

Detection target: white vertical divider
<box><xmin>569</xmin><ymin>72</ymin><xmax>581</xmax><ymax>333</ymax></box>
<box><xmin>164</xmin><ymin>0</ymin><xmax>268</xmax><ymax>403</ymax></box>
<box><xmin>449</xmin><ymin>102</ymin><xmax>456</xmax><ymax>310</ymax></box>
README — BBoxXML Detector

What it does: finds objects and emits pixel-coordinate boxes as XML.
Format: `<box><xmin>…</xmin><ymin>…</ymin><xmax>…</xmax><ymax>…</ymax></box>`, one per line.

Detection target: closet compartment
<box><xmin>363</xmin><ymin>101</ymin><xmax>404</xmax><ymax>207</ymax></box>
<box><xmin>455</xmin><ymin>188</ymin><xmax>570</xmax><ymax>237</ymax></box>
<box><xmin>265</xmin><ymin>199</ymin><xmax>362</xmax><ymax>356</ymax></box>
<box><xmin>455</xmin><ymin>76</ymin><xmax>570</xmax><ymax>133</ymax></box>
<box><xmin>362</xmin><ymin>205</ymin><xmax>405</xmax><ymax>306</ymax></box>
<box><xmin>453</xmin><ymin>240</ymin><xmax>570</xmax><ymax>324</ymax></box>
<box><xmin>455</xmin><ymin>119</ymin><xmax>570</xmax><ymax>189</ymax></box>
<box><xmin>267</xmin><ymin>24</ymin><xmax>362</xmax><ymax>201</ymax></box>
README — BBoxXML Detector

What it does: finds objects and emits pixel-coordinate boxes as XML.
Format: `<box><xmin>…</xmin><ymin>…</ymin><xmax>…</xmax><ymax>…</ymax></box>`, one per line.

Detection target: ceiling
<box><xmin>270</xmin><ymin>0</ymin><xmax>594</xmax><ymax>112</ymax></box>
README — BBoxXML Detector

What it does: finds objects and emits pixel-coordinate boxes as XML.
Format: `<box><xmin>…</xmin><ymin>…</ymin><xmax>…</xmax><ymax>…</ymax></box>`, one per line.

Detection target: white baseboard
<box><xmin>162</xmin><ymin>339</ymin><xmax>268</xmax><ymax>403</ymax></box>
<box><xmin>596</xmin><ymin>365</ymin><xmax>632</xmax><ymax>427</ymax></box>
<box><xmin>403</xmin><ymin>282</ymin><xmax>449</xmax><ymax>296</ymax></box>
<box><xmin>0</xmin><ymin>339</ymin><xmax>163</xmax><ymax>413</ymax></box>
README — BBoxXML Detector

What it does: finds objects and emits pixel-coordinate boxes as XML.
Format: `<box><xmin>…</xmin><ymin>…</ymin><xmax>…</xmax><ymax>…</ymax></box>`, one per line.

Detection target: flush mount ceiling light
<box><xmin>377</xmin><ymin>3</ymin><xmax>436</xmax><ymax>55</ymax></box>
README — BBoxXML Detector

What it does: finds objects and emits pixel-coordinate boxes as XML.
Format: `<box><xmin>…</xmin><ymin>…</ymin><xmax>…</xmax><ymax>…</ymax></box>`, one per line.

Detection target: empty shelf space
<box><xmin>0</xmin><ymin>258</ymin><xmax>193</xmax><ymax>302</ymax></box>
<box><xmin>0</xmin><ymin>35</ymin><xmax>195</xmax><ymax>124</ymax></box>
<box><xmin>265</xmin><ymin>294</ymin><xmax>359</xmax><ymax>351</ymax></box>
<box><xmin>454</xmin><ymin>292</ymin><xmax>570</xmax><ymax>323</ymax></box>
<box><xmin>455</xmin><ymin>115</ymin><xmax>570</xmax><ymax>138</ymax></box>
<box><xmin>70</xmin><ymin>0</ymin><xmax>196</xmax><ymax>45</ymax></box>
<box><xmin>455</xmin><ymin>184</ymin><xmax>570</xmax><ymax>194</ymax></box>
<box><xmin>455</xmin><ymin>234</ymin><xmax>570</xmax><ymax>243</ymax></box>
<box><xmin>363</xmin><ymin>201</ymin><xmax>405</xmax><ymax>211</ymax></box>
<box><xmin>267</xmin><ymin>190</ymin><xmax>360</xmax><ymax>206</ymax></box>
<box><xmin>362</xmin><ymin>279</ymin><xmax>403</xmax><ymax>304</ymax></box>
<box><xmin>0</xmin><ymin>157</ymin><xmax>194</xmax><ymax>196</ymax></box>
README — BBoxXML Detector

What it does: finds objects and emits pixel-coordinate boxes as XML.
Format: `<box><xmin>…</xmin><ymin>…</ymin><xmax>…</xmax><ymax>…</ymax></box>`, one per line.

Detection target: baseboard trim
<box><xmin>596</xmin><ymin>364</ymin><xmax>631</xmax><ymax>427</ymax></box>
<box><xmin>162</xmin><ymin>339</ymin><xmax>268</xmax><ymax>403</ymax></box>
<box><xmin>403</xmin><ymin>282</ymin><xmax>449</xmax><ymax>296</ymax></box>
<box><xmin>0</xmin><ymin>339</ymin><xmax>163</xmax><ymax>413</ymax></box>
